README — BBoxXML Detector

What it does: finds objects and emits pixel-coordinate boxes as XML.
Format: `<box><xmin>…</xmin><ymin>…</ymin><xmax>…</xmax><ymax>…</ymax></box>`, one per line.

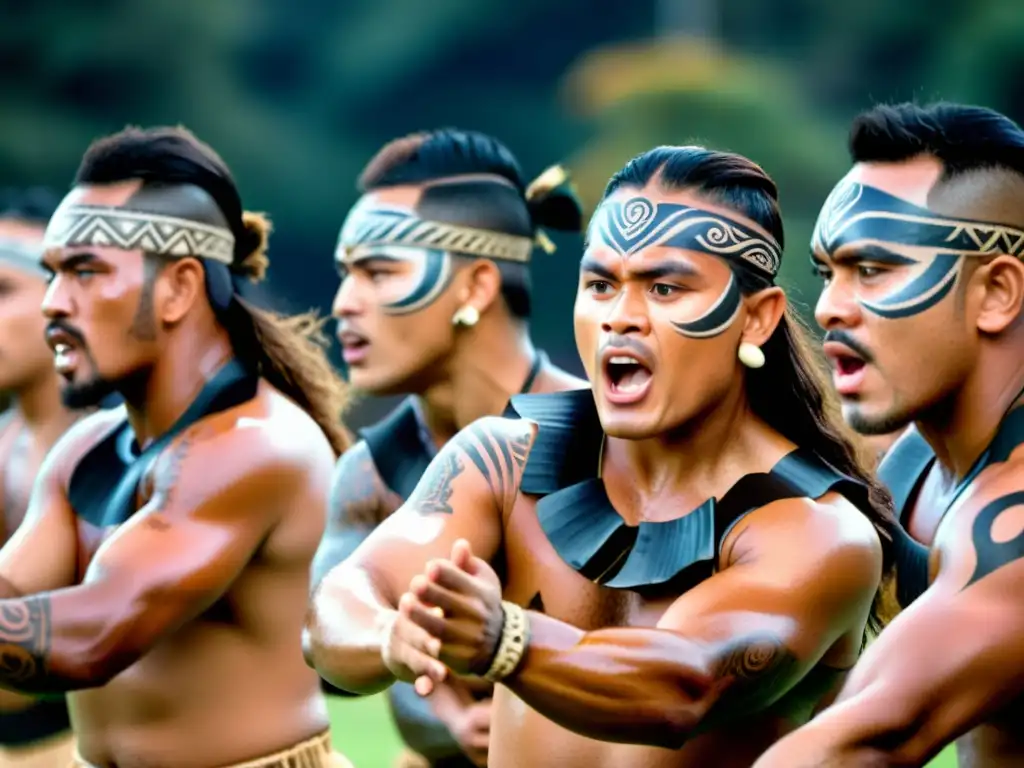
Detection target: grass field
<box><xmin>326</xmin><ymin>694</ymin><xmax>959</xmax><ymax>767</ymax></box>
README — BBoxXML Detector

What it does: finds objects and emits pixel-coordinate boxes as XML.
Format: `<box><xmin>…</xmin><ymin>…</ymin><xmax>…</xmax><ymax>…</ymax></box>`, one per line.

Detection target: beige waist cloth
<box><xmin>0</xmin><ymin>731</ymin><xmax>75</xmax><ymax>768</ymax></box>
<box><xmin>71</xmin><ymin>731</ymin><xmax>353</xmax><ymax>768</ymax></box>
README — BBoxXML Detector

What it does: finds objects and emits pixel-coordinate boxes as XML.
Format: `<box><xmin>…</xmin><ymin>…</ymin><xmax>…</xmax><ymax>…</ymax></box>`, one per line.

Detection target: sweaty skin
<box><xmin>754</xmin><ymin>156</ymin><xmax>1024</xmax><ymax>768</ymax></box>
<box><xmin>307</xmin><ymin>415</ymin><xmax>881</xmax><ymax>768</ymax></box>
<box><xmin>0</xmin><ymin>382</ymin><xmax>335</xmax><ymax>768</ymax></box>
<box><xmin>753</xmin><ymin>435</ymin><xmax>1024</xmax><ymax>768</ymax></box>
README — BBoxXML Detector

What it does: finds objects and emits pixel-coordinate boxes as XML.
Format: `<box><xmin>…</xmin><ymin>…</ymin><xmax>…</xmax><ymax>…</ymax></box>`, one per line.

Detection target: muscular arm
<box><xmin>501</xmin><ymin>498</ymin><xmax>882</xmax><ymax>749</ymax></box>
<box><xmin>305</xmin><ymin>416</ymin><xmax>531</xmax><ymax>695</ymax></box>
<box><xmin>753</xmin><ymin>467</ymin><xmax>1024</xmax><ymax>768</ymax></box>
<box><xmin>310</xmin><ymin>440</ymin><xmax>387</xmax><ymax>589</ymax></box>
<box><xmin>0</xmin><ymin>421</ymin><xmax>309</xmax><ymax>694</ymax></box>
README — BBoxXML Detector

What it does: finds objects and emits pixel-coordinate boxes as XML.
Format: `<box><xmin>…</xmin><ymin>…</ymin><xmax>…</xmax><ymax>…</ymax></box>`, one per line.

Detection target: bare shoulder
<box><xmin>724</xmin><ymin>492</ymin><xmax>883</xmax><ymax>595</ymax></box>
<box><xmin>327</xmin><ymin>439</ymin><xmax>392</xmax><ymax>527</ymax></box>
<box><xmin>933</xmin><ymin>452</ymin><xmax>1024</xmax><ymax>592</ymax></box>
<box><xmin>146</xmin><ymin>383</ymin><xmax>335</xmax><ymax>513</ymax></box>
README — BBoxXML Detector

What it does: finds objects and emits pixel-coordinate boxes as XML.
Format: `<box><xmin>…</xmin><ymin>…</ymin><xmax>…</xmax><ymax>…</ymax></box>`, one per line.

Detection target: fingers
<box><xmin>426</xmin><ymin>558</ymin><xmax>486</xmax><ymax>597</ymax></box>
<box><xmin>397</xmin><ymin>594</ymin><xmax>443</xmax><ymax>656</ymax></box>
<box><xmin>451</xmin><ymin>539</ymin><xmax>474</xmax><ymax>571</ymax></box>
<box><xmin>406</xmin><ymin>597</ymin><xmax>449</xmax><ymax>638</ymax></box>
<box><xmin>411</xmin><ymin>574</ymin><xmax>478</xmax><ymax>618</ymax></box>
<box><xmin>414</xmin><ymin>675</ymin><xmax>435</xmax><ymax>696</ymax></box>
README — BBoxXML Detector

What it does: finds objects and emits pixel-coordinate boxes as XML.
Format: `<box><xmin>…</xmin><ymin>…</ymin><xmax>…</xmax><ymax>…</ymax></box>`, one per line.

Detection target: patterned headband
<box><xmin>590</xmin><ymin>197</ymin><xmax>782</xmax><ymax>278</ymax></box>
<box><xmin>0</xmin><ymin>237</ymin><xmax>46</xmax><ymax>277</ymax></box>
<box><xmin>338</xmin><ymin>206</ymin><xmax>534</xmax><ymax>264</ymax></box>
<box><xmin>43</xmin><ymin>204</ymin><xmax>235</xmax><ymax>265</ymax></box>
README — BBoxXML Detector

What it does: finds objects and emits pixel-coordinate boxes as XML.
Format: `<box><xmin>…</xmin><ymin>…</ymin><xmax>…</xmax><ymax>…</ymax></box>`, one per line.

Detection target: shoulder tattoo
<box><xmin>966</xmin><ymin>490</ymin><xmax>1024</xmax><ymax>588</ymax></box>
<box><xmin>410</xmin><ymin>418</ymin><xmax>534</xmax><ymax>515</ymax></box>
<box><xmin>328</xmin><ymin>443</ymin><xmax>385</xmax><ymax>529</ymax></box>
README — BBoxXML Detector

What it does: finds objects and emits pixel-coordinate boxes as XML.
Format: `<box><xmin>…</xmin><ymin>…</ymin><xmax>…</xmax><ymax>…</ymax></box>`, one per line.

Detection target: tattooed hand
<box><xmin>404</xmin><ymin>539</ymin><xmax>504</xmax><ymax>684</ymax></box>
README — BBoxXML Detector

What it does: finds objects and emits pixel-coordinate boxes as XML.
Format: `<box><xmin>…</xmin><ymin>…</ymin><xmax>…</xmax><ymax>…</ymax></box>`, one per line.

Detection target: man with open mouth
<box><xmin>0</xmin><ymin>126</ymin><xmax>353</xmax><ymax>768</ymax></box>
<box><xmin>311</xmin><ymin>128</ymin><xmax>587</xmax><ymax>768</ymax></box>
<box><xmin>756</xmin><ymin>102</ymin><xmax>1024</xmax><ymax>768</ymax></box>
<box><xmin>307</xmin><ymin>144</ymin><xmax>894</xmax><ymax>768</ymax></box>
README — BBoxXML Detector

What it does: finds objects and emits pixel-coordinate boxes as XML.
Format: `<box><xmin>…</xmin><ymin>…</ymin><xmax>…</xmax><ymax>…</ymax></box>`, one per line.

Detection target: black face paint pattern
<box><xmin>589</xmin><ymin>196</ymin><xmax>781</xmax><ymax>279</ymax></box>
<box><xmin>812</xmin><ymin>180</ymin><xmax>1024</xmax><ymax>320</ymax></box>
<box><xmin>671</xmin><ymin>272</ymin><xmax>742</xmax><ymax>339</ymax></box>
<box><xmin>339</xmin><ymin>247</ymin><xmax>453</xmax><ymax>316</ymax></box>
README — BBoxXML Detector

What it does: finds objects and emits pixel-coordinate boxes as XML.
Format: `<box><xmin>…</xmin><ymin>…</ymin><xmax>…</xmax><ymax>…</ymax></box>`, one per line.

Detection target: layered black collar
<box><xmin>508</xmin><ymin>389</ymin><xmax>870</xmax><ymax>593</ymax></box>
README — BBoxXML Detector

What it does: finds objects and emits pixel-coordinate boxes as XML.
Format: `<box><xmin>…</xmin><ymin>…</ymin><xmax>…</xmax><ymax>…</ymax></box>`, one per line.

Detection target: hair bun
<box><xmin>237</xmin><ymin>211</ymin><xmax>272</xmax><ymax>282</ymax></box>
<box><xmin>524</xmin><ymin>164</ymin><xmax>584</xmax><ymax>234</ymax></box>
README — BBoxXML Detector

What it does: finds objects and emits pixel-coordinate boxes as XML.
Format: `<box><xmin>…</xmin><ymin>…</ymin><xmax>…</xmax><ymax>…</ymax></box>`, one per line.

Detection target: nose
<box><xmin>331</xmin><ymin>274</ymin><xmax>363</xmax><ymax>319</ymax></box>
<box><xmin>41</xmin><ymin>274</ymin><xmax>71</xmax><ymax>320</ymax></box>
<box><xmin>814</xmin><ymin>274</ymin><xmax>863</xmax><ymax>332</ymax></box>
<box><xmin>600</xmin><ymin>287</ymin><xmax>651</xmax><ymax>336</ymax></box>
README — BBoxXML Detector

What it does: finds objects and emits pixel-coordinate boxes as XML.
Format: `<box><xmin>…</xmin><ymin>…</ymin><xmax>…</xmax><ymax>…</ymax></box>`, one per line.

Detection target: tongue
<box><xmin>616</xmin><ymin>366</ymin><xmax>651</xmax><ymax>392</ymax></box>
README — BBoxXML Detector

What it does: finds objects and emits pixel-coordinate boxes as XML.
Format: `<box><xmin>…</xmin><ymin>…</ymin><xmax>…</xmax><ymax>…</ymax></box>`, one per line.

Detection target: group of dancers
<box><xmin>0</xmin><ymin>99</ymin><xmax>1021</xmax><ymax>767</ymax></box>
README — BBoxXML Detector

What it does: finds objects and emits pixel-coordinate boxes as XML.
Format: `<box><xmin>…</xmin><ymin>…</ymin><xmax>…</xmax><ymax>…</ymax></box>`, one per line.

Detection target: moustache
<box><xmin>46</xmin><ymin>320</ymin><xmax>87</xmax><ymax>347</ymax></box>
<box><xmin>597</xmin><ymin>333</ymin><xmax>655</xmax><ymax>364</ymax></box>
<box><xmin>823</xmin><ymin>329</ymin><xmax>874</xmax><ymax>363</ymax></box>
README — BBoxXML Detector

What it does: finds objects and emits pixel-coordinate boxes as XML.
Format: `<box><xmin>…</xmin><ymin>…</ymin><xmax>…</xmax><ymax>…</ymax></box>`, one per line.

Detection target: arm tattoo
<box><xmin>966</xmin><ymin>491</ymin><xmax>1024</xmax><ymax>588</ymax></box>
<box><xmin>707</xmin><ymin>631</ymin><xmax>799</xmax><ymax>720</ymax></box>
<box><xmin>458</xmin><ymin>421</ymin><xmax>532</xmax><ymax>509</ymax></box>
<box><xmin>415</xmin><ymin>452</ymin><xmax>464</xmax><ymax>516</ymax></box>
<box><xmin>0</xmin><ymin>595</ymin><xmax>51</xmax><ymax>688</ymax></box>
<box><xmin>312</xmin><ymin>445</ymin><xmax>385</xmax><ymax>585</ymax></box>
<box><xmin>143</xmin><ymin>432</ymin><xmax>194</xmax><ymax>530</ymax></box>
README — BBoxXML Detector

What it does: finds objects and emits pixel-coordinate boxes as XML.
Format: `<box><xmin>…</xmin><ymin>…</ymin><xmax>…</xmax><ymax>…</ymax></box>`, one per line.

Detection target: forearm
<box><xmin>304</xmin><ymin>563</ymin><xmax>398</xmax><ymax>695</ymax></box>
<box><xmin>0</xmin><ymin>588</ymin><xmax>114</xmax><ymax>694</ymax></box>
<box><xmin>504</xmin><ymin>613</ymin><xmax>714</xmax><ymax>749</ymax></box>
<box><xmin>390</xmin><ymin>682</ymin><xmax>462</xmax><ymax>761</ymax></box>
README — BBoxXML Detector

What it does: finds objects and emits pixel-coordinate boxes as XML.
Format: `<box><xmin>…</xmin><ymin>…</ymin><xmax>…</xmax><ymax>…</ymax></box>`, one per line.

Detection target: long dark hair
<box><xmin>604</xmin><ymin>146</ymin><xmax>898</xmax><ymax>633</ymax></box>
<box><xmin>74</xmin><ymin>126</ymin><xmax>351</xmax><ymax>455</ymax></box>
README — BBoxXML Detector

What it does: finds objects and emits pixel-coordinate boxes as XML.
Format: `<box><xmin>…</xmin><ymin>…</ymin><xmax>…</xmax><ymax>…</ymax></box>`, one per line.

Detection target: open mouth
<box><xmin>337</xmin><ymin>329</ymin><xmax>370</xmax><ymax>364</ymax></box>
<box><xmin>834</xmin><ymin>354</ymin><xmax>865</xmax><ymax>378</ymax></box>
<box><xmin>45</xmin><ymin>330</ymin><xmax>81</xmax><ymax>377</ymax></box>
<box><xmin>603</xmin><ymin>354</ymin><xmax>653</xmax><ymax>403</ymax></box>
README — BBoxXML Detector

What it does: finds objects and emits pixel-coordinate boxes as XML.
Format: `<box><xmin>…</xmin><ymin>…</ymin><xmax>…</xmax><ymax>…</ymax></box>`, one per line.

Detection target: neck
<box><xmin>915</xmin><ymin>345</ymin><xmax>1024</xmax><ymax>480</ymax></box>
<box><xmin>123</xmin><ymin>324</ymin><xmax>235</xmax><ymax>448</ymax></box>
<box><xmin>11</xmin><ymin>370</ymin><xmax>78</xmax><ymax>448</ymax></box>
<box><xmin>418</xmin><ymin>317</ymin><xmax>537</xmax><ymax>446</ymax></box>
<box><xmin>603</xmin><ymin>379</ymin><xmax>788</xmax><ymax>524</ymax></box>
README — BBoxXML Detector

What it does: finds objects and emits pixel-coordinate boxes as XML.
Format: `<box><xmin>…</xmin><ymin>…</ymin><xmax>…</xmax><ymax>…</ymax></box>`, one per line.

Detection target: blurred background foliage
<box><xmin>3</xmin><ymin>2</ymin><xmax>1010</xmax><ymax>764</ymax></box>
<box><xmin>4</xmin><ymin>1</ymin><xmax>1020</xmax><ymax>428</ymax></box>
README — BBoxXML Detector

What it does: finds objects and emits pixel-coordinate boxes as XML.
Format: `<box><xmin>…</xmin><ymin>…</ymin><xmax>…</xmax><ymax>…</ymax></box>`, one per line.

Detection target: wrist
<box><xmin>482</xmin><ymin>602</ymin><xmax>530</xmax><ymax>683</ymax></box>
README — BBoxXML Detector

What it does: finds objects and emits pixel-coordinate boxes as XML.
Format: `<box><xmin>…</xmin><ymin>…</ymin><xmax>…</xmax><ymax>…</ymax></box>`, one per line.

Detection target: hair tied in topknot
<box><xmin>237</xmin><ymin>211</ymin><xmax>272</xmax><ymax>283</ymax></box>
<box><xmin>523</xmin><ymin>164</ymin><xmax>584</xmax><ymax>248</ymax></box>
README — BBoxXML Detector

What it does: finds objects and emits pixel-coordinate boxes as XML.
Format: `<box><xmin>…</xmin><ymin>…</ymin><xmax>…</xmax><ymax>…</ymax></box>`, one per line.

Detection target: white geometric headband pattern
<box><xmin>43</xmin><ymin>205</ymin><xmax>235</xmax><ymax>265</ymax></box>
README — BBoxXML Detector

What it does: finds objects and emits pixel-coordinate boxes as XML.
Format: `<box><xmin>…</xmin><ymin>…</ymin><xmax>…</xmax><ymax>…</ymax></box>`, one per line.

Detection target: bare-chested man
<box><xmin>313</xmin><ymin>129</ymin><xmax>586</xmax><ymax>768</ymax></box>
<box><xmin>0</xmin><ymin>126</ymin><xmax>353</xmax><ymax>768</ymax></box>
<box><xmin>306</xmin><ymin>145</ymin><xmax>897</xmax><ymax>768</ymax></box>
<box><xmin>0</xmin><ymin>188</ymin><xmax>79</xmax><ymax>766</ymax></box>
<box><xmin>754</xmin><ymin>103</ymin><xmax>1024</xmax><ymax>768</ymax></box>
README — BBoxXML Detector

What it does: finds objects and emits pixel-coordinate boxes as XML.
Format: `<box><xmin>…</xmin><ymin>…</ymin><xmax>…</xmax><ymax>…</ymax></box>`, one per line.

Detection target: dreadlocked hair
<box><xmin>75</xmin><ymin>125</ymin><xmax>351</xmax><ymax>455</ymax></box>
<box><xmin>604</xmin><ymin>146</ymin><xmax>899</xmax><ymax>636</ymax></box>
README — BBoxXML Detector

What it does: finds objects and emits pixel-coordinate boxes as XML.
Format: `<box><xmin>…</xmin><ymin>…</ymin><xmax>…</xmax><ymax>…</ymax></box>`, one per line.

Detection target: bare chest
<box><xmin>502</xmin><ymin>496</ymin><xmax>679</xmax><ymax>629</ymax></box>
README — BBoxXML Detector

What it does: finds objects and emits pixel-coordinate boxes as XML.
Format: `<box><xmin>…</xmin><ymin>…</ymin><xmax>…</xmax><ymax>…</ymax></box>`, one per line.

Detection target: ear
<box><xmin>974</xmin><ymin>255</ymin><xmax>1024</xmax><ymax>335</ymax></box>
<box><xmin>451</xmin><ymin>259</ymin><xmax>502</xmax><ymax>317</ymax></box>
<box><xmin>155</xmin><ymin>257</ymin><xmax>206</xmax><ymax>325</ymax></box>
<box><xmin>741</xmin><ymin>286</ymin><xmax>786</xmax><ymax>347</ymax></box>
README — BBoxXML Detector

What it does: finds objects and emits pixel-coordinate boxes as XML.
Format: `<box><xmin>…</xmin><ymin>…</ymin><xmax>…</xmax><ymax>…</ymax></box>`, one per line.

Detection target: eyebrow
<box><xmin>812</xmin><ymin>244</ymin><xmax>917</xmax><ymax>267</ymax></box>
<box><xmin>44</xmin><ymin>251</ymin><xmax>103</xmax><ymax>272</ymax></box>
<box><xmin>579</xmin><ymin>256</ymin><xmax>699</xmax><ymax>281</ymax></box>
<box><xmin>346</xmin><ymin>254</ymin><xmax>403</xmax><ymax>267</ymax></box>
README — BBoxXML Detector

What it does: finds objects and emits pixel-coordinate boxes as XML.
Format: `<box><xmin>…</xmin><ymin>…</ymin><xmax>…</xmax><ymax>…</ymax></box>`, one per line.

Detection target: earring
<box><xmin>738</xmin><ymin>342</ymin><xmax>765</xmax><ymax>369</ymax></box>
<box><xmin>452</xmin><ymin>305</ymin><xmax>480</xmax><ymax>327</ymax></box>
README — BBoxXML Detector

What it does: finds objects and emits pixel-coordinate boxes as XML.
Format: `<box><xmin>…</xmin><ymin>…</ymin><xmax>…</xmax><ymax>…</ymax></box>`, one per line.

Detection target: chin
<box><xmin>597</xmin><ymin>411</ymin><xmax>664</xmax><ymax>441</ymax></box>
<box><xmin>61</xmin><ymin>376</ymin><xmax>118</xmax><ymax>411</ymax></box>
<box><xmin>842</xmin><ymin>401</ymin><xmax>912</xmax><ymax>436</ymax></box>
